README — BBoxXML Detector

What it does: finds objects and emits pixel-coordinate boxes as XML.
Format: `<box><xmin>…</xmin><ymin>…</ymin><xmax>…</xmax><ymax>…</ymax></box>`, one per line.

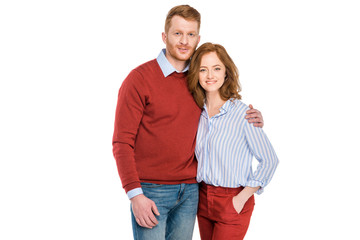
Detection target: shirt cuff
<box><xmin>127</xmin><ymin>187</ymin><xmax>143</xmax><ymax>200</ymax></box>
<box><xmin>246</xmin><ymin>180</ymin><xmax>264</xmax><ymax>195</ymax></box>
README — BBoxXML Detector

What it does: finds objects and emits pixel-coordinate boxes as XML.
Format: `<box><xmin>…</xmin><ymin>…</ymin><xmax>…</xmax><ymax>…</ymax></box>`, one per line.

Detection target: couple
<box><xmin>112</xmin><ymin>5</ymin><xmax>279</xmax><ymax>240</ymax></box>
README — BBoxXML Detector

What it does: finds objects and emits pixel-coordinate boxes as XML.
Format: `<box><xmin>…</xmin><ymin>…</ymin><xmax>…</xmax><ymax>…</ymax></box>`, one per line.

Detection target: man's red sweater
<box><xmin>112</xmin><ymin>59</ymin><xmax>201</xmax><ymax>193</ymax></box>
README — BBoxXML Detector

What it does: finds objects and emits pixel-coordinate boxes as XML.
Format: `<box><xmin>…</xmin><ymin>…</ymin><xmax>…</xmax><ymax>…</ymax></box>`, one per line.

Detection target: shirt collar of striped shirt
<box><xmin>156</xmin><ymin>49</ymin><xmax>190</xmax><ymax>77</ymax></box>
<box><xmin>202</xmin><ymin>99</ymin><xmax>237</xmax><ymax>118</ymax></box>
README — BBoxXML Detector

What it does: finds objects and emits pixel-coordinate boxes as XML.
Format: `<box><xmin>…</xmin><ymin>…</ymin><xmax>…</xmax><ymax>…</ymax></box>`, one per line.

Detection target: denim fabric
<box><xmin>131</xmin><ymin>183</ymin><xmax>199</xmax><ymax>240</ymax></box>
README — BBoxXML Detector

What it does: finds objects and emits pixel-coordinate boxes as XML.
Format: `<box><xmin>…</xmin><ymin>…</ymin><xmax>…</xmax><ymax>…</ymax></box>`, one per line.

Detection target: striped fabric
<box><xmin>195</xmin><ymin>99</ymin><xmax>279</xmax><ymax>194</ymax></box>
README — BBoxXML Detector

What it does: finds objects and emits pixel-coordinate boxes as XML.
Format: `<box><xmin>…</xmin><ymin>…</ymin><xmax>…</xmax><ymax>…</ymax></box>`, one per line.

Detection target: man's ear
<box><xmin>162</xmin><ymin>32</ymin><xmax>167</xmax><ymax>44</ymax></box>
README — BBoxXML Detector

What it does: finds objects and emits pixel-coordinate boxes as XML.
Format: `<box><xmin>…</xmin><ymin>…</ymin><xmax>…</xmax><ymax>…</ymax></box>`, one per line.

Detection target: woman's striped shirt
<box><xmin>195</xmin><ymin>99</ymin><xmax>279</xmax><ymax>194</ymax></box>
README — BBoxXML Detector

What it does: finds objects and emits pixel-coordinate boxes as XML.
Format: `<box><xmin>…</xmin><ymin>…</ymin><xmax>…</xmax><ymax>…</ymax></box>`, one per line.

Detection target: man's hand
<box><xmin>245</xmin><ymin>104</ymin><xmax>264</xmax><ymax>128</ymax></box>
<box><xmin>131</xmin><ymin>194</ymin><xmax>160</xmax><ymax>229</ymax></box>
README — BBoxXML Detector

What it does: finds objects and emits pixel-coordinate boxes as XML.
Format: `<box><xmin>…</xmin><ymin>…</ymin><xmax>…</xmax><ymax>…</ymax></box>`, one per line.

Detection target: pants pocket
<box><xmin>228</xmin><ymin>194</ymin><xmax>255</xmax><ymax>216</ymax></box>
<box><xmin>229</xmin><ymin>196</ymin><xmax>240</xmax><ymax>214</ymax></box>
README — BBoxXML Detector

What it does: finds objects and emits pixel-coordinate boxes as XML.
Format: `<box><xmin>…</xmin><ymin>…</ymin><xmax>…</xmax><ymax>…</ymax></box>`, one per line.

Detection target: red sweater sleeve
<box><xmin>112</xmin><ymin>69</ymin><xmax>148</xmax><ymax>193</ymax></box>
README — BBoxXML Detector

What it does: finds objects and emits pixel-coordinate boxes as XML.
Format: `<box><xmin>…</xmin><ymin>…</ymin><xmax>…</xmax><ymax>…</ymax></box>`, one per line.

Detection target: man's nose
<box><xmin>180</xmin><ymin>35</ymin><xmax>188</xmax><ymax>45</ymax></box>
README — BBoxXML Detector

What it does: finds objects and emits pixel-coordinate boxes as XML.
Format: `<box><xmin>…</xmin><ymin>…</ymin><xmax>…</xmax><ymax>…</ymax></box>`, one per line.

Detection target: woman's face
<box><xmin>198</xmin><ymin>52</ymin><xmax>226</xmax><ymax>94</ymax></box>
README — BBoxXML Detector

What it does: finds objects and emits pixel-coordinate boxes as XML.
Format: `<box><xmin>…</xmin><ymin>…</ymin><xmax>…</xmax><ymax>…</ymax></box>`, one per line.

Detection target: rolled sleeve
<box><xmin>244</xmin><ymin>113</ymin><xmax>279</xmax><ymax>194</ymax></box>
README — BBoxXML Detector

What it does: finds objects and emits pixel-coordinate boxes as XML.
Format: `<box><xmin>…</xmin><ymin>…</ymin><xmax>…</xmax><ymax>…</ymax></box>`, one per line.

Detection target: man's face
<box><xmin>162</xmin><ymin>16</ymin><xmax>200</xmax><ymax>67</ymax></box>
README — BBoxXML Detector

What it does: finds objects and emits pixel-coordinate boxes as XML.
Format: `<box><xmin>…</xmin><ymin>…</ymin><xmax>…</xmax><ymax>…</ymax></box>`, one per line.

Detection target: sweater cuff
<box><xmin>124</xmin><ymin>181</ymin><xmax>142</xmax><ymax>193</ymax></box>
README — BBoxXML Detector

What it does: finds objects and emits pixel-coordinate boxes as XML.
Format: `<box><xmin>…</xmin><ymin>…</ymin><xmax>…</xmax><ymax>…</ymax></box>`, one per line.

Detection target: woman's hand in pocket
<box><xmin>232</xmin><ymin>195</ymin><xmax>246</xmax><ymax>214</ymax></box>
<box><xmin>232</xmin><ymin>186</ymin><xmax>259</xmax><ymax>214</ymax></box>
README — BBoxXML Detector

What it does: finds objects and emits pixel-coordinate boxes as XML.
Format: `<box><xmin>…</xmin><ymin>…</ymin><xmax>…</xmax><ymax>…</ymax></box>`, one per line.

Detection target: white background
<box><xmin>1</xmin><ymin>0</ymin><xmax>360</xmax><ymax>239</ymax></box>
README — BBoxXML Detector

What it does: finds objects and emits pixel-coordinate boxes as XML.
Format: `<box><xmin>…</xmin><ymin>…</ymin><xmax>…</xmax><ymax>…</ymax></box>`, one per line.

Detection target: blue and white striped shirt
<box><xmin>195</xmin><ymin>99</ymin><xmax>279</xmax><ymax>194</ymax></box>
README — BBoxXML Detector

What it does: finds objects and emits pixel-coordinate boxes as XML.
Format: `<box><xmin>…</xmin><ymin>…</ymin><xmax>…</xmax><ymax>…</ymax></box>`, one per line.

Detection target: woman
<box><xmin>188</xmin><ymin>42</ymin><xmax>279</xmax><ymax>240</ymax></box>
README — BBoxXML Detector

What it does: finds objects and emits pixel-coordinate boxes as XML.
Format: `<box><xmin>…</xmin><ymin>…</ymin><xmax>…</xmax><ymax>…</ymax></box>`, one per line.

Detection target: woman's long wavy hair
<box><xmin>188</xmin><ymin>42</ymin><xmax>241</xmax><ymax>109</ymax></box>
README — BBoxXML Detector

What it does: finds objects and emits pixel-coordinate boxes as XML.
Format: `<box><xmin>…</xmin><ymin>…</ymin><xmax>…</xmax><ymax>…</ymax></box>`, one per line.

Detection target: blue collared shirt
<box><xmin>156</xmin><ymin>48</ymin><xmax>189</xmax><ymax>77</ymax></box>
<box><xmin>126</xmin><ymin>49</ymin><xmax>190</xmax><ymax>200</ymax></box>
<box><xmin>195</xmin><ymin>99</ymin><xmax>279</xmax><ymax>194</ymax></box>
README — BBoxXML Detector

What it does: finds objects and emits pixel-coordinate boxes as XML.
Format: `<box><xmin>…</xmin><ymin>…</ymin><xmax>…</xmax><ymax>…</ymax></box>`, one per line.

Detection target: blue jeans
<box><xmin>131</xmin><ymin>183</ymin><xmax>199</xmax><ymax>240</ymax></box>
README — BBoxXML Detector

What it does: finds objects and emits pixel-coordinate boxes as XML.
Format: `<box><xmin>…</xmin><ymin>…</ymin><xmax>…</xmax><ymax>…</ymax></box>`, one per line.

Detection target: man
<box><xmin>112</xmin><ymin>5</ymin><xmax>264</xmax><ymax>240</ymax></box>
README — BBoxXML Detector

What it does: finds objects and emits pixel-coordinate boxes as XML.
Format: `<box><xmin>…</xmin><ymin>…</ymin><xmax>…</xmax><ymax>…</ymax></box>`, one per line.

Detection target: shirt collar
<box><xmin>156</xmin><ymin>49</ymin><xmax>189</xmax><ymax>77</ymax></box>
<box><xmin>220</xmin><ymin>99</ymin><xmax>235</xmax><ymax>113</ymax></box>
<box><xmin>201</xmin><ymin>99</ymin><xmax>237</xmax><ymax>118</ymax></box>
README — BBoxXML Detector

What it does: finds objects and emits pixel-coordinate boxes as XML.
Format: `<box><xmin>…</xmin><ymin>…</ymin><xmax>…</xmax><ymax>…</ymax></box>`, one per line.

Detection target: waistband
<box><xmin>200</xmin><ymin>182</ymin><xmax>244</xmax><ymax>194</ymax></box>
